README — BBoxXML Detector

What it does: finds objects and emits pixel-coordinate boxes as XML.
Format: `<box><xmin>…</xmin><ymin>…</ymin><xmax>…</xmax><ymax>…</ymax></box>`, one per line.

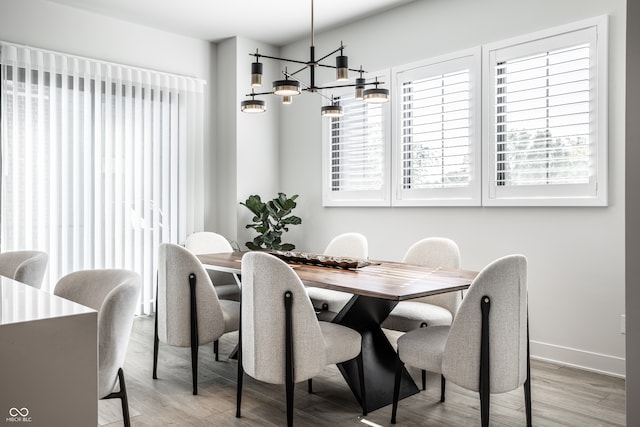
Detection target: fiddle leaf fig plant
<box><xmin>241</xmin><ymin>192</ymin><xmax>302</xmax><ymax>251</ymax></box>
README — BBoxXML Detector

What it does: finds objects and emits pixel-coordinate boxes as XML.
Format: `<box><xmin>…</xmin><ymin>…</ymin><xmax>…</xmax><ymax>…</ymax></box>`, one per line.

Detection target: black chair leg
<box><xmin>420</xmin><ymin>323</ymin><xmax>428</xmax><ymax>391</ymax></box>
<box><xmin>480</xmin><ymin>296</ymin><xmax>491</xmax><ymax>427</ymax></box>
<box><xmin>284</xmin><ymin>291</ymin><xmax>294</xmax><ymax>427</ymax></box>
<box><xmin>308</xmin><ymin>378</ymin><xmax>313</xmax><ymax>394</ymax></box>
<box><xmin>524</xmin><ymin>315</ymin><xmax>533</xmax><ymax>427</ymax></box>
<box><xmin>356</xmin><ymin>352</ymin><xmax>367</xmax><ymax>415</ymax></box>
<box><xmin>214</xmin><ymin>339</ymin><xmax>219</xmax><ymax>362</ymax></box>
<box><xmin>118</xmin><ymin>368</ymin><xmax>131</xmax><ymax>427</ymax></box>
<box><xmin>153</xmin><ymin>313</ymin><xmax>159</xmax><ymax>380</ymax></box>
<box><xmin>189</xmin><ymin>273</ymin><xmax>199</xmax><ymax>395</ymax></box>
<box><xmin>236</xmin><ymin>349</ymin><xmax>243</xmax><ymax>418</ymax></box>
<box><xmin>153</xmin><ymin>281</ymin><xmax>159</xmax><ymax>380</ymax></box>
<box><xmin>103</xmin><ymin>368</ymin><xmax>131</xmax><ymax>427</ymax></box>
<box><xmin>391</xmin><ymin>355</ymin><xmax>404</xmax><ymax>424</ymax></box>
<box><xmin>440</xmin><ymin>375</ymin><xmax>446</xmax><ymax>402</ymax></box>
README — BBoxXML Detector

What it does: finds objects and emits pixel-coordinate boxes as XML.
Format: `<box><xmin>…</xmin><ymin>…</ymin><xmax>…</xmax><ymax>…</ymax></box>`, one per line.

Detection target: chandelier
<box><xmin>240</xmin><ymin>0</ymin><xmax>390</xmax><ymax>117</ymax></box>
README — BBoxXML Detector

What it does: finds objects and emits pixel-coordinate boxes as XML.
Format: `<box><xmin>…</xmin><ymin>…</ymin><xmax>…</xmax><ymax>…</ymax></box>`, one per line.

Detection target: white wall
<box><xmin>214</xmin><ymin>37</ymin><xmax>282</xmax><ymax>248</ymax></box>
<box><xmin>276</xmin><ymin>0</ymin><xmax>627</xmax><ymax>376</ymax></box>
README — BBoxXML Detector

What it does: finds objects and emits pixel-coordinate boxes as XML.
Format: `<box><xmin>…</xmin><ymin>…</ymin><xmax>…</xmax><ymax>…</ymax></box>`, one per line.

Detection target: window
<box><xmin>482</xmin><ymin>16</ymin><xmax>608</xmax><ymax>206</ymax></box>
<box><xmin>0</xmin><ymin>42</ymin><xmax>205</xmax><ymax>313</ymax></box>
<box><xmin>392</xmin><ymin>49</ymin><xmax>481</xmax><ymax>206</ymax></box>
<box><xmin>322</xmin><ymin>71</ymin><xmax>391</xmax><ymax>206</ymax></box>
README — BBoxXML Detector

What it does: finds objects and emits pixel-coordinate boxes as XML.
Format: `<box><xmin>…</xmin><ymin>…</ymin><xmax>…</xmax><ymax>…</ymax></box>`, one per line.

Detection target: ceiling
<box><xmin>46</xmin><ymin>0</ymin><xmax>416</xmax><ymax>46</ymax></box>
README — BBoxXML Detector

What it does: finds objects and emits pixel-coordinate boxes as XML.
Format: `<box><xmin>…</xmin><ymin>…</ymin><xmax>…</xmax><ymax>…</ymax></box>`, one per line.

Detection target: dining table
<box><xmin>197</xmin><ymin>251</ymin><xmax>478</xmax><ymax>413</ymax></box>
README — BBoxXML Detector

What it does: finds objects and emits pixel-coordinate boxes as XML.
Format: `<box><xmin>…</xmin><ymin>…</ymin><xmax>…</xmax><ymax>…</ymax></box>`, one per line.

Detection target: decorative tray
<box><xmin>269</xmin><ymin>250</ymin><xmax>371</xmax><ymax>270</ymax></box>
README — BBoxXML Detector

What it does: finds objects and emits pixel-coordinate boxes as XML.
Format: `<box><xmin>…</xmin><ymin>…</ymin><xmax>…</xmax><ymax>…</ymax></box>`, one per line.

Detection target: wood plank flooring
<box><xmin>99</xmin><ymin>316</ymin><xmax>625</xmax><ymax>426</ymax></box>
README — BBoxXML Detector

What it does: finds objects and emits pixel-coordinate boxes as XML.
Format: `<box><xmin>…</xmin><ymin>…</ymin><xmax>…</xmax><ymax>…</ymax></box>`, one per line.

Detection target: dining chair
<box><xmin>306</xmin><ymin>232</ymin><xmax>368</xmax><ymax>319</ymax></box>
<box><xmin>383</xmin><ymin>237</ymin><xmax>462</xmax><ymax>331</ymax></box>
<box><xmin>54</xmin><ymin>269</ymin><xmax>140</xmax><ymax>427</ymax></box>
<box><xmin>236</xmin><ymin>251</ymin><xmax>367</xmax><ymax>427</ymax></box>
<box><xmin>184</xmin><ymin>231</ymin><xmax>240</xmax><ymax>301</ymax></box>
<box><xmin>391</xmin><ymin>254</ymin><xmax>531</xmax><ymax>427</ymax></box>
<box><xmin>381</xmin><ymin>237</ymin><xmax>462</xmax><ymax>390</ymax></box>
<box><xmin>153</xmin><ymin>242</ymin><xmax>240</xmax><ymax>395</ymax></box>
<box><xmin>0</xmin><ymin>250</ymin><xmax>48</xmax><ymax>289</ymax></box>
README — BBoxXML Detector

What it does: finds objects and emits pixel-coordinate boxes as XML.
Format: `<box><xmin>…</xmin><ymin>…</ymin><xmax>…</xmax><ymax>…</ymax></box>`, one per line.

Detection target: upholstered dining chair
<box><xmin>237</xmin><ymin>251</ymin><xmax>367</xmax><ymax>427</ymax></box>
<box><xmin>391</xmin><ymin>254</ymin><xmax>531</xmax><ymax>427</ymax></box>
<box><xmin>306</xmin><ymin>232</ymin><xmax>368</xmax><ymax>318</ymax></box>
<box><xmin>184</xmin><ymin>231</ymin><xmax>240</xmax><ymax>301</ymax></box>
<box><xmin>54</xmin><ymin>269</ymin><xmax>140</xmax><ymax>427</ymax></box>
<box><xmin>0</xmin><ymin>250</ymin><xmax>48</xmax><ymax>289</ymax></box>
<box><xmin>381</xmin><ymin>237</ymin><xmax>461</xmax><ymax>390</ymax></box>
<box><xmin>153</xmin><ymin>242</ymin><xmax>240</xmax><ymax>395</ymax></box>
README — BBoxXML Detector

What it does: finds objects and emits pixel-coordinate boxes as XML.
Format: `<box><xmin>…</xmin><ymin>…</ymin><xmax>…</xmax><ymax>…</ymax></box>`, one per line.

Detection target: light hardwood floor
<box><xmin>99</xmin><ymin>316</ymin><xmax>625</xmax><ymax>426</ymax></box>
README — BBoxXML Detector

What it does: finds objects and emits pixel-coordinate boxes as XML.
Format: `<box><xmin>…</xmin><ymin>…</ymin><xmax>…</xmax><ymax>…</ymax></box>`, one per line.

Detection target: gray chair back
<box><xmin>442</xmin><ymin>254</ymin><xmax>528</xmax><ymax>393</ymax></box>
<box><xmin>402</xmin><ymin>237</ymin><xmax>461</xmax><ymax>316</ymax></box>
<box><xmin>241</xmin><ymin>251</ymin><xmax>326</xmax><ymax>384</ymax></box>
<box><xmin>0</xmin><ymin>250</ymin><xmax>48</xmax><ymax>289</ymax></box>
<box><xmin>54</xmin><ymin>269</ymin><xmax>140</xmax><ymax>398</ymax></box>
<box><xmin>157</xmin><ymin>242</ymin><xmax>226</xmax><ymax>347</ymax></box>
<box><xmin>324</xmin><ymin>232</ymin><xmax>368</xmax><ymax>258</ymax></box>
<box><xmin>184</xmin><ymin>231</ymin><xmax>233</xmax><ymax>254</ymax></box>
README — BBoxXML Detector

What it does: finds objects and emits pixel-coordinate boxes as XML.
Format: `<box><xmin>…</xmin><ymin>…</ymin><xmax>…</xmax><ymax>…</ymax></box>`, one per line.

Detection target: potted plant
<box><xmin>240</xmin><ymin>193</ymin><xmax>302</xmax><ymax>251</ymax></box>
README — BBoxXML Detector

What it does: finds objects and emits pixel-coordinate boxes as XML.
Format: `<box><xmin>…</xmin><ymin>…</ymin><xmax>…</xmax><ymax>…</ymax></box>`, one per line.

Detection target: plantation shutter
<box><xmin>322</xmin><ymin>74</ymin><xmax>390</xmax><ymax>206</ymax></box>
<box><xmin>393</xmin><ymin>50</ymin><xmax>481</xmax><ymax>206</ymax></box>
<box><xmin>483</xmin><ymin>18</ymin><xmax>607</xmax><ymax>206</ymax></box>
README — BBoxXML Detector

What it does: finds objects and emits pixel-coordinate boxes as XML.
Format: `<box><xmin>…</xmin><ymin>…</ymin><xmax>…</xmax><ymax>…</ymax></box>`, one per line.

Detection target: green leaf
<box><xmin>240</xmin><ymin>192</ymin><xmax>301</xmax><ymax>250</ymax></box>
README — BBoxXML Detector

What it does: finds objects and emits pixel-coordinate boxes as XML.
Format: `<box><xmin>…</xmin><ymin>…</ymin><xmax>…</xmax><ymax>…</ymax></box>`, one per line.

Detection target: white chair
<box><xmin>383</xmin><ymin>237</ymin><xmax>462</xmax><ymax>332</ymax></box>
<box><xmin>0</xmin><ymin>250</ymin><xmax>48</xmax><ymax>289</ymax></box>
<box><xmin>54</xmin><ymin>269</ymin><xmax>140</xmax><ymax>427</ymax></box>
<box><xmin>236</xmin><ymin>251</ymin><xmax>366</xmax><ymax>426</ymax></box>
<box><xmin>184</xmin><ymin>231</ymin><xmax>240</xmax><ymax>301</ymax></box>
<box><xmin>382</xmin><ymin>237</ymin><xmax>462</xmax><ymax>390</ymax></box>
<box><xmin>153</xmin><ymin>243</ymin><xmax>240</xmax><ymax>395</ymax></box>
<box><xmin>306</xmin><ymin>232</ymin><xmax>368</xmax><ymax>318</ymax></box>
<box><xmin>391</xmin><ymin>254</ymin><xmax>531</xmax><ymax>427</ymax></box>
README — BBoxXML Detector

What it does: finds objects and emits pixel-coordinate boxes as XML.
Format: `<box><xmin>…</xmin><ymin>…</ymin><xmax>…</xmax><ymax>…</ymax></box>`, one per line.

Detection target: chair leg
<box><xmin>118</xmin><ymin>368</ymin><xmax>131</xmax><ymax>427</ymax></box>
<box><xmin>480</xmin><ymin>296</ymin><xmax>491</xmax><ymax>427</ymax></box>
<box><xmin>440</xmin><ymin>375</ymin><xmax>446</xmax><ymax>403</ymax></box>
<box><xmin>189</xmin><ymin>273</ymin><xmax>199</xmax><ymax>395</ymax></box>
<box><xmin>284</xmin><ymin>291</ymin><xmax>294</xmax><ymax>427</ymax></box>
<box><xmin>524</xmin><ymin>315</ymin><xmax>533</xmax><ymax>427</ymax></box>
<box><xmin>356</xmin><ymin>352</ymin><xmax>367</xmax><ymax>416</ymax></box>
<box><xmin>391</xmin><ymin>355</ymin><xmax>404</xmax><ymax>424</ymax></box>
<box><xmin>308</xmin><ymin>378</ymin><xmax>313</xmax><ymax>394</ymax></box>
<box><xmin>153</xmin><ymin>281</ymin><xmax>159</xmax><ymax>380</ymax></box>
<box><xmin>103</xmin><ymin>368</ymin><xmax>131</xmax><ymax>427</ymax></box>
<box><xmin>236</xmin><ymin>344</ymin><xmax>243</xmax><ymax>418</ymax></box>
<box><xmin>236</xmin><ymin>311</ymin><xmax>243</xmax><ymax>419</ymax></box>
<box><xmin>420</xmin><ymin>322</ymin><xmax>427</xmax><ymax>391</ymax></box>
<box><xmin>214</xmin><ymin>340</ymin><xmax>219</xmax><ymax>362</ymax></box>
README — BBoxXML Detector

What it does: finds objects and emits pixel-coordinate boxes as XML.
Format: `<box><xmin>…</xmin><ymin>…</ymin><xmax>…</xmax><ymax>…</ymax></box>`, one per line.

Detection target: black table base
<box><xmin>333</xmin><ymin>295</ymin><xmax>420</xmax><ymax>413</ymax></box>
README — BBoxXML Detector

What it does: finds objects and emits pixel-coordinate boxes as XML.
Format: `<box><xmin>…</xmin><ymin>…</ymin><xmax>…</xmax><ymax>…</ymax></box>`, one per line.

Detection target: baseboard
<box><xmin>530</xmin><ymin>340</ymin><xmax>625</xmax><ymax>378</ymax></box>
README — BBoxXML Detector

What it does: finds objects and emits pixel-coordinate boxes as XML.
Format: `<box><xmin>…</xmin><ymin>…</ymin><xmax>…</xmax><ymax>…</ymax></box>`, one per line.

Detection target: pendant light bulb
<box><xmin>336</xmin><ymin>45</ymin><xmax>348</xmax><ymax>81</ymax></box>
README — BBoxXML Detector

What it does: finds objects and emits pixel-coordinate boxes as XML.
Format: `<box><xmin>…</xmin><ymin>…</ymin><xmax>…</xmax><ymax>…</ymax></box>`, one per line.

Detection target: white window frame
<box><xmin>391</xmin><ymin>48</ymin><xmax>482</xmax><ymax>206</ymax></box>
<box><xmin>482</xmin><ymin>16</ymin><xmax>608</xmax><ymax>206</ymax></box>
<box><xmin>322</xmin><ymin>70</ymin><xmax>391</xmax><ymax>207</ymax></box>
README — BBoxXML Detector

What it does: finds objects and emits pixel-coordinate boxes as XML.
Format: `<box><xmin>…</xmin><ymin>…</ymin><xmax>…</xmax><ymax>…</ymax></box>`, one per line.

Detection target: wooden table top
<box><xmin>197</xmin><ymin>251</ymin><xmax>478</xmax><ymax>301</ymax></box>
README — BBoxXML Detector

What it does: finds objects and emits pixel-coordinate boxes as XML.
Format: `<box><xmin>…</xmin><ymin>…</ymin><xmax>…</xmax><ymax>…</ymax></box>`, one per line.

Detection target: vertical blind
<box><xmin>494</xmin><ymin>43</ymin><xmax>591</xmax><ymax>186</ymax></box>
<box><xmin>0</xmin><ymin>42</ymin><xmax>205</xmax><ymax>313</ymax></box>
